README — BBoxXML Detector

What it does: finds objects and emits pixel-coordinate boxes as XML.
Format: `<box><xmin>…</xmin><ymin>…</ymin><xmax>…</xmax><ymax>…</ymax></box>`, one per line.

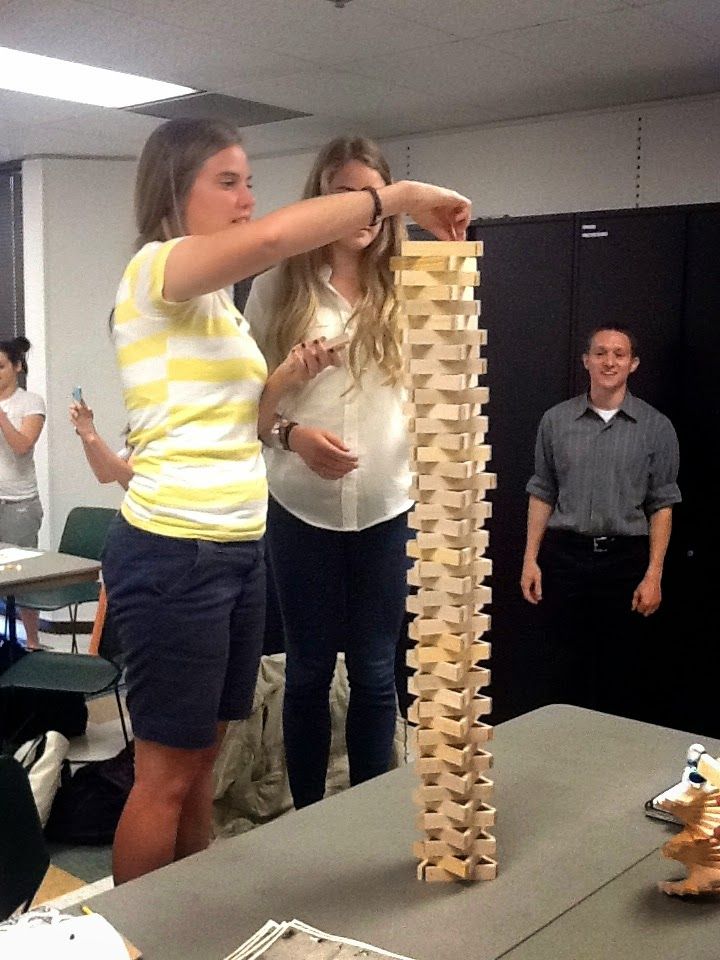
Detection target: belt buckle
<box><xmin>592</xmin><ymin>536</ymin><xmax>610</xmax><ymax>554</ymax></box>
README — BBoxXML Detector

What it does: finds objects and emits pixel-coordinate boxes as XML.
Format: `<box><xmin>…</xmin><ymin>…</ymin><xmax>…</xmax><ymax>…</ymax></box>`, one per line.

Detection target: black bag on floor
<box><xmin>45</xmin><ymin>740</ymin><xmax>135</xmax><ymax>845</ymax></box>
<box><xmin>0</xmin><ymin>687</ymin><xmax>88</xmax><ymax>751</ymax></box>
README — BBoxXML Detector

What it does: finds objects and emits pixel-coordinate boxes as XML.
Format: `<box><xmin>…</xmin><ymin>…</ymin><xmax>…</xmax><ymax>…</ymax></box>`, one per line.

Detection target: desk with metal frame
<box><xmin>0</xmin><ymin>543</ymin><xmax>101</xmax><ymax>647</ymax></box>
<box><xmin>83</xmin><ymin>706</ymin><xmax>720</xmax><ymax>960</ymax></box>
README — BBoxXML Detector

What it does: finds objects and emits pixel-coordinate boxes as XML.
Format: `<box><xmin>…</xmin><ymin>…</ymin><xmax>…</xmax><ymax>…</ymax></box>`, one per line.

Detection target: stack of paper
<box><xmin>224</xmin><ymin>919</ymin><xmax>415</xmax><ymax>960</ymax></box>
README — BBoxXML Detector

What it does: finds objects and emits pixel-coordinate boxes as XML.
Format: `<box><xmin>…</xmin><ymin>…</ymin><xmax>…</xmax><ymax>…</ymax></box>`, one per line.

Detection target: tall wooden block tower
<box><xmin>393</xmin><ymin>239</ymin><xmax>496</xmax><ymax>883</ymax></box>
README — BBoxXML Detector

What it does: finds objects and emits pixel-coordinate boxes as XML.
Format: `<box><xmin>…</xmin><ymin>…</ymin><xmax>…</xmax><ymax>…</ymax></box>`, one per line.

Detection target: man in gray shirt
<box><xmin>520</xmin><ymin>325</ymin><xmax>680</xmax><ymax>715</ymax></box>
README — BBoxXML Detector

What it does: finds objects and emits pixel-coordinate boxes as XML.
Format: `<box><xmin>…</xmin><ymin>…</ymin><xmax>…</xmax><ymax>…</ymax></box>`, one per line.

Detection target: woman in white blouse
<box><xmin>245</xmin><ymin>137</ymin><xmax>413</xmax><ymax>808</ymax></box>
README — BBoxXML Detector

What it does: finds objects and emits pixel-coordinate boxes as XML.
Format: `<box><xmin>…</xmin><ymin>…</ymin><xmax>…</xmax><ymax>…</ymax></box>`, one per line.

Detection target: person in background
<box><xmin>101</xmin><ymin>117</ymin><xmax>471</xmax><ymax>883</ymax></box>
<box><xmin>0</xmin><ymin>337</ymin><xmax>46</xmax><ymax>651</ymax></box>
<box><xmin>520</xmin><ymin>325</ymin><xmax>681</xmax><ymax>715</ymax></box>
<box><xmin>69</xmin><ymin>399</ymin><xmax>133</xmax><ymax>490</ymax></box>
<box><xmin>245</xmin><ymin>136</ymin><xmax>415</xmax><ymax>808</ymax></box>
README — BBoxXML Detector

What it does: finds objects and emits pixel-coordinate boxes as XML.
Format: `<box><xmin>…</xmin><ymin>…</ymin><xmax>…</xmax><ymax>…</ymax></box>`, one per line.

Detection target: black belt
<box><xmin>546</xmin><ymin>530</ymin><xmax>646</xmax><ymax>555</ymax></box>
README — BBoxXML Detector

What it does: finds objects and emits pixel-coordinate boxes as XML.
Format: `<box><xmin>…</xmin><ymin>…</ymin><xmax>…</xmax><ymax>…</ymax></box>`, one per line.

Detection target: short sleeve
<box><xmin>525</xmin><ymin>411</ymin><xmax>558</xmax><ymax>505</ymax></box>
<box><xmin>21</xmin><ymin>392</ymin><xmax>46</xmax><ymax>419</ymax></box>
<box><xmin>644</xmin><ymin>417</ymin><xmax>681</xmax><ymax>514</ymax></box>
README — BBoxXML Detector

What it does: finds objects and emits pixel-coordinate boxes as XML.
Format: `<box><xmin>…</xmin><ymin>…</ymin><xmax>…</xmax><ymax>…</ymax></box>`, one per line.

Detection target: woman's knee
<box><xmin>133</xmin><ymin>740</ymin><xmax>216</xmax><ymax>805</ymax></box>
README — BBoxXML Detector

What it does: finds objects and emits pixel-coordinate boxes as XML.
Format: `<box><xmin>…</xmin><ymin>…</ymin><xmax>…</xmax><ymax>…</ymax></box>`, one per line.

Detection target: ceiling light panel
<box><xmin>0</xmin><ymin>45</ymin><xmax>196</xmax><ymax>107</ymax></box>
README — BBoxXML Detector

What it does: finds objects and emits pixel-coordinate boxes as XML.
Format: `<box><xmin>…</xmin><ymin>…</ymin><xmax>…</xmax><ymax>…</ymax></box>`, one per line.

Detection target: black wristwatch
<box><xmin>266</xmin><ymin>416</ymin><xmax>299</xmax><ymax>451</ymax></box>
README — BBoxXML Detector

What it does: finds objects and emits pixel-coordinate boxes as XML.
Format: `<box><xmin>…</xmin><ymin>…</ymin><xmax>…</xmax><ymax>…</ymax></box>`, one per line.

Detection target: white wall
<box><xmin>22</xmin><ymin>157</ymin><xmax>136</xmax><ymax>551</ymax></box>
<box><xmin>20</xmin><ymin>93</ymin><xmax>720</xmax><ymax>554</ymax></box>
<box><xmin>250</xmin><ymin>94</ymin><xmax>720</xmax><ymax>215</ymax></box>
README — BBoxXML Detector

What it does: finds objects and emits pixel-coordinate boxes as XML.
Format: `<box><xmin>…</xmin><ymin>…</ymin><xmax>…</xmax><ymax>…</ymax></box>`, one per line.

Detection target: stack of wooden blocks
<box><xmin>393</xmin><ymin>239</ymin><xmax>497</xmax><ymax>883</ymax></box>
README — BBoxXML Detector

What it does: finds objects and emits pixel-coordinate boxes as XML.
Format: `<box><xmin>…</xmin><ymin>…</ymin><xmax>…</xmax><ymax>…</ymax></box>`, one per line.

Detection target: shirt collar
<box><xmin>574</xmin><ymin>390</ymin><xmax>638</xmax><ymax>422</ymax></box>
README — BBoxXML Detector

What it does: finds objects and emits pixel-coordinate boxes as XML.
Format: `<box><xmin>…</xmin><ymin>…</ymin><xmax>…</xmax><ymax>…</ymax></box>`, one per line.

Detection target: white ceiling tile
<box><xmin>86</xmin><ymin>0</ymin><xmax>455</xmax><ymax>62</ymax></box>
<box><xmin>347</xmin><ymin>39</ymin><xmax>566</xmax><ymax>98</ymax></box>
<box><xmin>482</xmin><ymin>6</ymin><xmax>718</xmax><ymax>93</ymax></box>
<box><xmin>0</xmin><ymin>0</ymin><xmax>314</xmax><ymax>88</ymax></box>
<box><xmin>640</xmin><ymin>0</ymin><xmax>720</xmax><ymax>43</ymax></box>
<box><xmin>363</xmin><ymin>0</ymin><xmax>626</xmax><ymax>39</ymax></box>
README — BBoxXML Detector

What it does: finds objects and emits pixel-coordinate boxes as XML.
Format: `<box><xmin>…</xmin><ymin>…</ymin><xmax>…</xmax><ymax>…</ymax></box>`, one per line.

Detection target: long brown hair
<box><xmin>266</xmin><ymin>136</ymin><xmax>405</xmax><ymax>386</ymax></box>
<box><xmin>134</xmin><ymin>118</ymin><xmax>243</xmax><ymax>249</ymax></box>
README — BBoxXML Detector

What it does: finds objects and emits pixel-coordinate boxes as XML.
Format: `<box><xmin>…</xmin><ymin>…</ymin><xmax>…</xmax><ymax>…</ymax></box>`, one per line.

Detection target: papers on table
<box><xmin>0</xmin><ymin>546</ymin><xmax>41</xmax><ymax>564</ymax></box>
<box><xmin>0</xmin><ymin>908</ymin><xmax>131</xmax><ymax>960</ymax></box>
<box><xmin>224</xmin><ymin>919</ymin><xmax>416</xmax><ymax>960</ymax></box>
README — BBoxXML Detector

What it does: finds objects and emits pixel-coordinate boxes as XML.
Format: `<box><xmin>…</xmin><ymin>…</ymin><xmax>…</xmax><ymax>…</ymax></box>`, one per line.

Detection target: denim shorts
<box><xmin>102</xmin><ymin>514</ymin><xmax>266</xmax><ymax>750</ymax></box>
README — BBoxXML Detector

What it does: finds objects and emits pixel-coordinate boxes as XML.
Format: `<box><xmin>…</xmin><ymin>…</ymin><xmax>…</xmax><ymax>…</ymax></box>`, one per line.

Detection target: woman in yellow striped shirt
<box><xmin>102</xmin><ymin>117</ymin><xmax>471</xmax><ymax>884</ymax></box>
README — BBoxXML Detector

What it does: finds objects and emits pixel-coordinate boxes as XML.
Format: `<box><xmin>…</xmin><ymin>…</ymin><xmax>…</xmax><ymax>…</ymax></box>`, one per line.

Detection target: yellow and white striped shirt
<box><xmin>113</xmin><ymin>239</ymin><xmax>268</xmax><ymax>541</ymax></box>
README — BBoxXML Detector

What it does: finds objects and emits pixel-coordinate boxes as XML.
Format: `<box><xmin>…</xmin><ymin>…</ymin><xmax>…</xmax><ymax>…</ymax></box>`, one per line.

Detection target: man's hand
<box><xmin>520</xmin><ymin>559</ymin><xmax>543</xmax><ymax>604</ymax></box>
<box><xmin>632</xmin><ymin>573</ymin><xmax>662</xmax><ymax>616</ymax></box>
<box><xmin>289</xmin><ymin>426</ymin><xmax>358</xmax><ymax>480</ymax></box>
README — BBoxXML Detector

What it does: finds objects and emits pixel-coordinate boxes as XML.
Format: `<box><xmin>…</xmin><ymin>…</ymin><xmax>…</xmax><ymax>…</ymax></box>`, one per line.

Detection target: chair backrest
<box><xmin>0</xmin><ymin>755</ymin><xmax>50</xmax><ymax>920</ymax></box>
<box><xmin>58</xmin><ymin>507</ymin><xmax>118</xmax><ymax>560</ymax></box>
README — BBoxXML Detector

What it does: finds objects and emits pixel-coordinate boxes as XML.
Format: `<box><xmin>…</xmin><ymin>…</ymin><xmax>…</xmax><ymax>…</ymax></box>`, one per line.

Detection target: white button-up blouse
<box><xmin>244</xmin><ymin>265</ymin><xmax>412</xmax><ymax>532</ymax></box>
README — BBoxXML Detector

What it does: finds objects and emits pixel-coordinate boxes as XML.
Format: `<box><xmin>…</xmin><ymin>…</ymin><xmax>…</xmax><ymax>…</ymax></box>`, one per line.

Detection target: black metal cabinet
<box><xmin>570</xmin><ymin>209</ymin><xmax>687</xmax><ymax>420</ymax></box>
<box><xmin>470</xmin><ymin>217</ymin><xmax>575</xmax><ymax>720</ymax></box>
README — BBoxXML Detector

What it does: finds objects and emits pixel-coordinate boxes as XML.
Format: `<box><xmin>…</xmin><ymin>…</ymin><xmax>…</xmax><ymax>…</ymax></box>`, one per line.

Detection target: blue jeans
<box><xmin>267</xmin><ymin>498</ymin><xmax>409</xmax><ymax>808</ymax></box>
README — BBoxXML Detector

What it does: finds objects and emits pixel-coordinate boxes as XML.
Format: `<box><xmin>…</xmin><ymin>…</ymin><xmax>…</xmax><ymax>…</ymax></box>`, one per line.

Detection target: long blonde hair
<box><xmin>267</xmin><ymin>137</ymin><xmax>405</xmax><ymax>386</ymax></box>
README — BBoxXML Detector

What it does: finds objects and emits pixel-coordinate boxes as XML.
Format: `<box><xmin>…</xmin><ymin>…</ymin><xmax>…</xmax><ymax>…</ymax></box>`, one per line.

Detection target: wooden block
<box><xmin>407</xmin><ymin>403</ymin><xmax>484</xmax><ymax>423</ymax></box>
<box><xmin>415</xmin><ymin>444</ymin><xmax>492</xmax><ymax>465</ymax></box>
<box><xmin>402</xmin><ymin>240</ymin><xmax>483</xmax><ymax>256</ymax></box>
<box><xmin>438</xmin><ymin>854</ymin><xmax>477</xmax><ymax>881</ymax></box>
<box><xmin>417</xmin><ymin>861</ymin><xmax>455</xmax><ymax>883</ymax></box>
<box><xmin>416</xmin><ymin>585</ymin><xmax>492</xmax><ymax>606</ymax></box>
<box><xmin>407</xmin><ymin>542</ymin><xmax>476</xmax><ymax>566</ymax></box>
<box><xmin>407</xmin><ymin>329</ymin><xmax>487</xmax><ymax>346</ymax></box>
<box><xmin>415</xmin><ymin>756</ymin><xmax>445</xmax><ymax>776</ymax></box>
<box><xmin>413</xmin><ymin>387</ymin><xmax>488</xmax><ymax>404</ymax></box>
<box><xmin>409</xmin><ymin>490</ymin><xmax>478</xmax><ymax>511</ymax></box>
<box><xmin>409</xmin><ymin>358</ymin><xmax>487</xmax><ymax>376</ymax></box>
<box><xmin>408</xmin><ymin>373</ymin><xmax>480</xmax><ymax>392</ymax></box>
<box><xmin>398</xmin><ymin>284</ymin><xmax>476</xmax><ymax>301</ymax></box>
<box><xmin>471</xmin><ymin>858</ymin><xmax>498</xmax><ymax>881</ymax></box>
<box><xmin>391</xmin><ymin>255</ymin><xmax>477</xmax><ymax>272</ymax></box>
<box><xmin>408</xmin><ymin>416</ymin><xmax>488</xmax><ymax>438</ymax></box>
<box><xmin>410</xmin><ymin>431</ymin><xmax>486</xmax><ymax>452</ymax></box>
<box><xmin>411</xmin><ymin>613</ymin><xmax>490</xmax><ymax>638</ymax></box>
<box><xmin>409</xmin><ymin>515</ymin><xmax>473</xmax><ymax>536</ymax></box>
<box><xmin>408</xmin><ymin>642</ymin><xmax>491</xmax><ymax>670</ymax></box>
<box><xmin>406</xmin><ymin>343</ymin><xmax>477</xmax><ymax>362</ymax></box>
<box><xmin>412</xmin><ymin>500</ymin><xmax>491</xmax><ymax>520</ymax></box>
<box><xmin>409</xmin><ymin>567</ymin><xmax>474</xmax><ymax>593</ymax></box>
<box><xmin>406</xmin><ymin>313</ymin><xmax>481</xmax><ymax>331</ymax></box>
<box><xmin>402</xmin><ymin>300</ymin><xmax>480</xmax><ymax>317</ymax></box>
<box><xmin>410</xmin><ymin>555</ymin><xmax>492</xmax><ymax>583</ymax></box>
<box><xmin>438</xmin><ymin>771</ymin><xmax>493</xmax><ymax>800</ymax></box>
<box><xmin>410</xmin><ymin>667</ymin><xmax>490</xmax><ymax>695</ymax></box>
<box><xmin>414</xmin><ymin>471</ymin><xmax>497</xmax><ymax>492</ymax></box>
<box><xmin>397</xmin><ymin>269</ymin><xmax>480</xmax><ymax>286</ymax></box>
<box><xmin>414</xmin><ymin>529</ymin><xmax>489</xmax><ymax>550</ymax></box>
<box><xmin>427</xmin><ymin>656</ymin><xmax>492</xmax><ymax>681</ymax></box>
<box><xmin>438</xmin><ymin>827</ymin><xmax>495</xmax><ymax>856</ymax></box>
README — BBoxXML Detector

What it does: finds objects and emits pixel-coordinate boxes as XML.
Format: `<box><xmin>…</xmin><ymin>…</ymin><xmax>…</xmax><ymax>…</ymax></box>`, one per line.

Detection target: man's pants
<box><xmin>539</xmin><ymin>530</ymin><xmax>652</xmax><ymax>719</ymax></box>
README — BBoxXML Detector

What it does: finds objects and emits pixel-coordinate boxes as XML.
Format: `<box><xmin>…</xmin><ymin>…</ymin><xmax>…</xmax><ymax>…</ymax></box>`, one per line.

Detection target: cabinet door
<box><xmin>470</xmin><ymin>218</ymin><xmax>574</xmax><ymax>721</ymax></box>
<box><xmin>471</xmin><ymin>217</ymin><xmax>574</xmax><ymax>599</ymax></box>
<box><xmin>669</xmin><ymin>208</ymin><xmax>720</xmax><ymax>737</ymax></box>
<box><xmin>571</xmin><ymin>210</ymin><xmax>686</xmax><ymax>421</ymax></box>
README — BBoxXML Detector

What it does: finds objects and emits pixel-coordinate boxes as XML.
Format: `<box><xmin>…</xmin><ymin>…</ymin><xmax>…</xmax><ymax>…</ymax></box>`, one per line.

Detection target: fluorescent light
<box><xmin>0</xmin><ymin>46</ymin><xmax>196</xmax><ymax>108</ymax></box>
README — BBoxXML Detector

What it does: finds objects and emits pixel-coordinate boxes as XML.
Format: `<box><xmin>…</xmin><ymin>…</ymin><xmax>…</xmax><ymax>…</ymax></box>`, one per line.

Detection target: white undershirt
<box><xmin>591</xmin><ymin>404</ymin><xmax>619</xmax><ymax>423</ymax></box>
<box><xmin>244</xmin><ymin>265</ymin><xmax>412</xmax><ymax>532</ymax></box>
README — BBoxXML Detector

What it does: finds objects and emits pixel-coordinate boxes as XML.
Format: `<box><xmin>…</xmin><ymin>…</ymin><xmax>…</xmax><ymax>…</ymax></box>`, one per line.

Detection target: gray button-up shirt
<box><xmin>526</xmin><ymin>391</ymin><xmax>681</xmax><ymax>536</ymax></box>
